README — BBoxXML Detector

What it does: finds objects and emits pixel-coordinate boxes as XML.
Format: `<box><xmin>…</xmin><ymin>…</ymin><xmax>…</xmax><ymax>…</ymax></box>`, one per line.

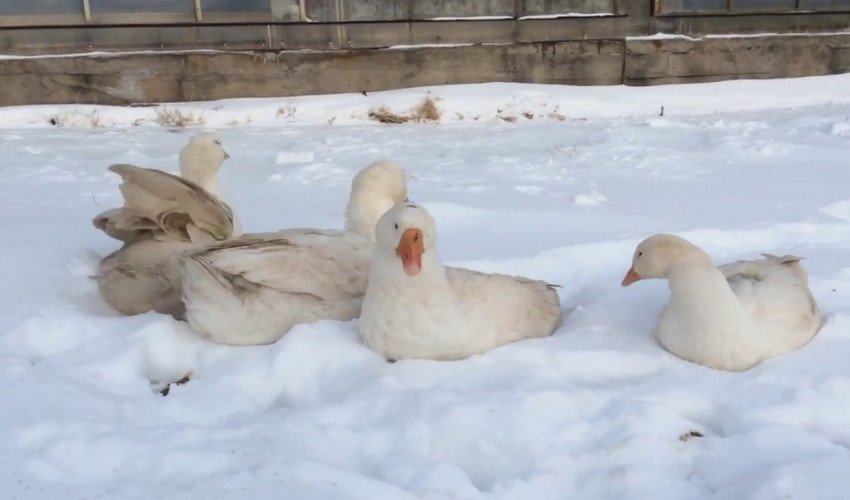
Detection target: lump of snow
<box><xmin>831</xmin><ymin>122</ymin><xmax>850</xmax><ymax>137</ymax></box>
<box><xmin>275</xmin><ymin>151</ymin><xmax>314</xmax><ymax>164</ymax></box>
<box><xmin>573</xmin><ymin>190</ymin><xmax>607</xmax><ymax>206</ymax></box>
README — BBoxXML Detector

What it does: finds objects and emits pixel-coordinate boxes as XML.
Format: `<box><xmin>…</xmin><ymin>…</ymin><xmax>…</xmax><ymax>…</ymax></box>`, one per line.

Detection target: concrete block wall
<box><xmin>0</xmin><ymin>0</ymin><xmax>849</xmax><ymax>105</ymax></box>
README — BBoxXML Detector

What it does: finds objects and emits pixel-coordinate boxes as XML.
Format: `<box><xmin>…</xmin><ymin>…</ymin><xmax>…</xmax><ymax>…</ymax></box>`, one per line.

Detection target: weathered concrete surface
<box><xmin>1</xmin><ymin>34</ymin><xmax>850</xmax><ymax>105</ymax></box>
<box><xmin>0</xmin><ymin>41</ymin><xmax>624</xmax><ymax>105</ymax></box>
<box><xmin>0</xmin><ymin>18</ymin><xmax>645</xmax><ymax>55</ymax></box>
<box><xmin>625</xmin><ymin>35</ymin><xmax>850</xmax><ymax>85</ymax></box>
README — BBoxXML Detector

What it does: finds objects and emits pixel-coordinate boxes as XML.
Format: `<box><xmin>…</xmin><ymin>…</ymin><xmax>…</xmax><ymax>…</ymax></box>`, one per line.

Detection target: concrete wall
<box><xmin>625</xmin><ymin>35</ymin><xmax>850</xmax><ymax>85</ymax></box>
<box><xmin>1</xmin><ymin>0</ymin><xmax>850</xmax><ymax>105</ymax></box>
<box><xmin>0</xmin><ymin>41</ymin><xmax>625</xmax><ymax>105</ymax></box>
<box><xmin>2</xmin><ymin>34</ymin><xmax>849</xmax><ymax>106</ymax></box>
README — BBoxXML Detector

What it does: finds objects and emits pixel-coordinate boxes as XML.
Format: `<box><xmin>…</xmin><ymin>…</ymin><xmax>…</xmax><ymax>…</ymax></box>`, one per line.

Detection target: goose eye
<box><xmin>394</xmin><ymin>223</ymin><xmax>398</xmax><ymax>230</ymax></box>
<box><xmin>214</xmin><ymin>140</ymin><xmax>222</xmax><ymax>145</ymax></box>
<box><xmin>638</xmin><ymin>251</ymin><xmax>643</xmax><ymax>257</ymax></box>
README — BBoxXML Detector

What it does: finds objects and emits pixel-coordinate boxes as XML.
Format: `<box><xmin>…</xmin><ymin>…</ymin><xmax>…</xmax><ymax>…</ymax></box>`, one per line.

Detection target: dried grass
<box><xmin>368</xmin><ymin>97</ymin><xmax>441</xmax><ymax>124</ymax></box>
<box><xmin>155</xmin><ymin>107</ymin><xmax>205</xmax><ymax>128</ymax></box>
<box><xmin>368</xmin><ymin>107</ymin><xmax>410</xmax><ymax>124</ymax></box>
<box><xmin>410</xmin><ymin>97</ymin><xmax>441</xmax><ymax>122</ymax></box>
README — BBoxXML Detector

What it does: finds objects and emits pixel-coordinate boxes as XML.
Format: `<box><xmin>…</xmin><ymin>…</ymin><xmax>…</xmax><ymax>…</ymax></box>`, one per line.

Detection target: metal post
<box><xmin>194</xmin><ymin>0</ymin><xmax>203</xmax><ymax>21</ymax></box>
<box><xmin>82</xmin><ymin>0</ymin><xmax>92</xmax><ymax>21</ymax></box>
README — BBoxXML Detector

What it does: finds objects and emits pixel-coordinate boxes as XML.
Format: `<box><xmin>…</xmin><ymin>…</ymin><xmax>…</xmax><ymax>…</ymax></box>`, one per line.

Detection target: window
<box><xmin>0</xmin><ymin>0</ymin><xmax>80</xmax><ymax>16</ymax></box>
<box><xmin>519</xmin><ymin>0</ymin><xmax>620</xmax><ymax>18</ymax></box>
<box><xmin>654</xmin><ymin>0</ymin><xmax>850</xmax><ymax>14</ymax></box>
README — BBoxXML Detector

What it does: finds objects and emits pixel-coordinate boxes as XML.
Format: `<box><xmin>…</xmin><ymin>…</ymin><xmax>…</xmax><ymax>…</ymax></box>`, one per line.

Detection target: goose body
<box><xmin>180</xmin><ymin>160</ymin><xmax>408</xmax><ymax>345</ymax></box>
<box><xmin>359</xmin><ymin>203</ymin><xmax>562</xmax><ymax>361</ymax></box>
<box><xmin>622</xmin><ymin>234</ymin><xmax>822</xmax><ymax>371</ymax></box>
<box><xmin>93</xmin><ymin>133</ymin><xmax>234</xmax><ymax>317</ymax></box>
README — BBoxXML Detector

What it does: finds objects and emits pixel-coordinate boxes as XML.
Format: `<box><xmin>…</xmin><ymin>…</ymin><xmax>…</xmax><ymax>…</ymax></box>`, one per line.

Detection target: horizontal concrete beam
<box><xmin>0</xmin><ymin>18</ymin><xmax>637</xmax><ymax>55</ymax></box>
<box><xmin>1</xmin><ymin>34</ymin><xmax>849</xmax><ymax>106</ymax></box>
<box><xmin>0</xmin><ymin>41</ymin><xmax>625</xmax><ymax>106</ymax></box>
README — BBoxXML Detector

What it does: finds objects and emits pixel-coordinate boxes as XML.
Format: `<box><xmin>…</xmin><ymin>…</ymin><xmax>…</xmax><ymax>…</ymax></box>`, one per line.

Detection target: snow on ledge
<box><xmin>386</xmin><ymin>43</ymin><xmax>475</xmax><ymax>50</ymax></box>
<box><xmin>2</xmin><ymin>75</ymin><xmax>850</xmax><ymax>129</ymax></box>
<box><xmin>427</xmin><ymin>15</ymin><xmax>514</xmax><ymax>21</ymax></box>
<box><xmin>627</xmin><ymin>31</ymin><xmax>850</xmax><ymax>41</ymax></box>
<box><xmin>518</xmin><ymin>12</ymin><xmax>615</xmax><ymax>19</ymax></box>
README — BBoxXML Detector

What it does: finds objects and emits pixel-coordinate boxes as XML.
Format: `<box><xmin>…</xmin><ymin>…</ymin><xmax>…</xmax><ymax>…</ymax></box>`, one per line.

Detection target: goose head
<box><xmin>622</xmin><ymin>234</ymin><xmax>711</xmax><ymax>286</ymax></box>
<box><xmin>345</xmin><ymin>160</ymin><xmax>409</xmax><ymax>240</ymax></box>
<box><xmin>179</xmin><ymin>132</ymin><xmax>230</xmax><ymax>193</ymax></box>
<box><xmin>375</xmin><ymin>202</ymin><xmax>437</xmax><ymax>277</ymax></box>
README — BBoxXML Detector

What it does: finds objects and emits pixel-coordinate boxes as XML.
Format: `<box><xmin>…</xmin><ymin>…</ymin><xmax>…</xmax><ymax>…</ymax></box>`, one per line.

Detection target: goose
<box><xmin>180</xmin><ymin>160</ymin><xmax>408</xmax><ymax>345</ymax></box>
<box><xmin>93</xmin><ymin>132</ymin><xmax>235</xmax><ymax>242</ymax></box>
<box><xmin>359</xmin><ymin>202</ymin><xmax>562</xmax><ymax>361</ymax></box>
<box><xmin>93</xmin><ymin>132</ymin><xmax>235</xmax><ymax>318</ymax></box>
<box><xmin>621</xmin><ymin>234</ymin><xmax>822</xmax><ymax>371</ymax></box>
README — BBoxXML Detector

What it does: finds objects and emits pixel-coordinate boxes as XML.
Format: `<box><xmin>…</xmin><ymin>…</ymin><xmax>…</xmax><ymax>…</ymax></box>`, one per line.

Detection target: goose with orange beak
<box><xmin>622</xmin><ymin>234</ymin><xmax>821</xmax><ymax>371</ymax></box>
<box><xmin>359</xmin><ymin>203</ymin><xmax>562</xmax><ymax>361</ymax></box>
<box><xmin>396</xmin><ymin>227</ymin><xmax>424</xmax><ymax>276</ymax></box>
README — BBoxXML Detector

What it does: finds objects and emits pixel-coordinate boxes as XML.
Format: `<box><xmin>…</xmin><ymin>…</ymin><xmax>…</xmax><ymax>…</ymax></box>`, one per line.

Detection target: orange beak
<box><xmin>396</xmin><ymin>228</ymin><xmax>424</xmax><ymax>276</ymax></box>
<box><xmin>621</xmin><ymin>267</ymin><xmax>641</xmax><ymax>287</ymax></box>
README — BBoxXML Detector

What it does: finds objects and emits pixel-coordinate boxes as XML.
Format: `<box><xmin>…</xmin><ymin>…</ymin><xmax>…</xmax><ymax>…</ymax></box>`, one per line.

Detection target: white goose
<box><xmin>180</xmin><ymin>160</ymin><xmax>408</xmax><ymax>346</ymax></box>
<box><xmin>622</xmin><ymin>234</ymin><xmax>822</xmax><ymax>371</ymax></box>
<box><xmin>359</xmin><ymin>203</ymin><xmax>562</xmax><ymax>361</ymax></box>
<box><xmin>93</xmin><ymin>132</ymin><xmax>235</xmax><ymax>318</ymax></box>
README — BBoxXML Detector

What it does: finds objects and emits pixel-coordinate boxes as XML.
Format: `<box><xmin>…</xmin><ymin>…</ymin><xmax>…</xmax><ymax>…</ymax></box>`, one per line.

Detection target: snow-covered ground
<box><xmin>2</xmin><ymin>76</ymin><xmax>850</xmax><ymax>499</ymax></box>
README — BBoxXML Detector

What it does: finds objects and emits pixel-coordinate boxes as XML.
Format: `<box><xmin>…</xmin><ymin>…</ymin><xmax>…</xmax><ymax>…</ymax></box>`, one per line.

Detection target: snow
<box><xmin>517</xmin><ymin>13</ymin><xmax>615</xmax><ymax>19</ymax></box>
<box><xmin>0</xmin><ymin>49</ymin><xmax>248</xmax><ymax>60</ymax></box>
<box><xmin>427</xmin><ymin>16</ymin><xmax>514</xmax><ymax>21</ymax></box>
<box><xmin>4</xmin><ymin>75</ymin><xmax>850</xmax><ymax>130</ymax></box>
<box><xmin>628</xmin><ymin>31</ymin><xmax>850</xmax><ymax>41</ymax></box>
<box><xmin>2</xmin><ymin>75</ymin><xmax>850</xmax><ymax>498</ymax></box>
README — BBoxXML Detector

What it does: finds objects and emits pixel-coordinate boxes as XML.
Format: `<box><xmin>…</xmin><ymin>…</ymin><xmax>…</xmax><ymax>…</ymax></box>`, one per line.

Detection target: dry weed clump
<box><xmin>155</xmin><ymin>107</ymin><xmax>205</xmax><ymax>128</ymax></box>
<box><xmin>368</xmin><ymin>97</ymin><xmax>441</xmax><ymax>124</ymax></box>
<box><xmin>410</xmin><ymin>97</ymin><xmax>441</xmax><ymax>121</ymax></box>
<box><xmin>368</xmin><ymin>107</ymin><xmax>409</xmax><ymax>124</ymax></box>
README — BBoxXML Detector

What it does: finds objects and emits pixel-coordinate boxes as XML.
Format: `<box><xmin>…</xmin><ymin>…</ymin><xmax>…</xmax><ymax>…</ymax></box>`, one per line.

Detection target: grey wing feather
<box><xmin>189</xmin><ymin>231</ymin><xmax>370</xmax><ymax>301</ymax></box>
<box><xmin>93</xmin><ymin>164</ymin><xmax>233</xmax><ymax>243</ymax></box>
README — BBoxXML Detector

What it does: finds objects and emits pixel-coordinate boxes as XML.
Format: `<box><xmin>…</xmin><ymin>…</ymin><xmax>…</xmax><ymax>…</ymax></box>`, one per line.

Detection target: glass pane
<box><xmin>304</xmin><ymin>0</ymin><xmax>336</xmax><ymax>21</ymax></box>
<box><xmin>413</xmin><ymin>0</ymin><xmax>515</xmax><ymax>19</ymax></box>
<box><xmin>304</xmin><ymin>0</ymin><xmax>408</xmax><ymax>21</ymax></box>
<box><xmin>520</xmin><ymin>0</ymin><xmax>616</xmax><ymax>16</ymax></box>
<box><xmin>343</xmin><ymin>0</ymin><xmax>409</xmax><ymax>21</ymax></box>
<box><xmin>731</xmin><ymin>0</ymin><xmax>796</xmax><ymax>12</ymax></box>
<box><xmin>0</xmin><ymin>0</ymin><xmax>80</xmax><ymax>15</ymax></box>
<box><xmin>89</xmin><ymin>0</ymin><xmax>194</xmax><ymax>14</ymax></box>
<box><xmin>799</xmin><ymin>0</ymin><xmax>850</xmax><ymax>9</ymax></box>
<box><xmin>656</xmin><ymin>0</ymin><xmax>727</xmax><ymax>13</ymax></box>
<box><xmin>203</xmin><ymin>0</ymin><xmax>271</xmax><ymax>12</ymax></box>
